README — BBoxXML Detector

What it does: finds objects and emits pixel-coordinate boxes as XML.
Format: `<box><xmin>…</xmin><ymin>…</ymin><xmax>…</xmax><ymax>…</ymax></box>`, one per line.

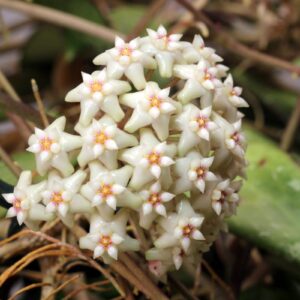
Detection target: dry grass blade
<box><xmin>0</xmin><ymin>0</ymin><xmax>123</xmax><ymax>42</ymax></box>
<box><xmin>0</xmin><ymin>70</ymin><xmax>32</xmax><ymax>139</ymax></box>
<box><xmin>8</xmin><ymin>282</ymin><xmax>52</xmax><ymax>300</ymax></box>
<box><xmin>31</xmin><ymin>79</ymin><xmax>50</xmax><ymax>128</ymax></box>
<box><xmin>168</xmin><ymin>273</ymin><xmax>198</xmax><ymax>300</ymax></box>
<box><xmin>202</xmin><ymin>260</ymin><xmax>235</xmax><ymax>300</ymax></box>
<box><xmin>127</xmin><ymin>0</ymin><xmax>167</xmax><ymax>40</ymax></box>
<box><xmin>44</xmin><ymin>274</ymin><xmax>81</xmax><ymax>300</ymax></box>
<box><xmin>62</xmin><ymin>280</ymin><xmax>111</xmax><ymax>300</ymax></box>
<box><xmin>0</xmin><ymin>244</ymin><xmax>74</xmax><ymax>286</ymax></box>
<box><xmin>0</xmin><ymin>70</ymin><xmax>21</xmax><ymax>102</ymax></box>
<box><xmin>0</xmin><ymin>145</ymin><xmax>22</xmax><ymax>177</ymax></box>
<box><xmin>0</xmin><ymin>92</ymin><xmax>53</xmax><ymax>128</ymax></box>
<box><xmin>0</xmin><ymin>229</ymin><xmax>33</xmax><ymax>248</ymax></box>
<box><xmin>110</xmin><ymin>260</ymin><xmax>151</xmax><ymax>298</ymax></box>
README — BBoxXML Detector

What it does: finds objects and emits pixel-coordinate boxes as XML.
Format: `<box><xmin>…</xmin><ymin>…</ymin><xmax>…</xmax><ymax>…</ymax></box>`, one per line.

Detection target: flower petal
<box><xmin>143</xmin><ymin>202</ymin><xmax>153</xmax><ymax>215</ymax></box>
<box><xmin>107</xmin><ymin>245</ymin><xmax>118</xmax><ymax>260</ymax></box>
<box><xmin>150</xmin><ymin>164</ymin><xmax>161</xmax><ymax>178</ymax></box>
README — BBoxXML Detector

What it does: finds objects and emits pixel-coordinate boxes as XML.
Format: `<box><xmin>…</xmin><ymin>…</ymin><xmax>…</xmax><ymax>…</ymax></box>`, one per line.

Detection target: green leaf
<box><xmin>34</xmin><ymin>0</ymin><xmax>110</xmax><ymax>56</ymax></box>
<box><xmin>0</xmin><ymin>152</ymin><xmax>35</xmax><ymax>185</ymax></box>
<box><xmin>110</xmin><ymin>4</ymin><xmax>158</xmax><ymax>35</ymax></box>
<box><xmin>0</xmin><ymin>207</ymin><xmax>6</xmax><ymax>218</ymax></box>
<box><xmin>23</xmin><ymin>26</ymin><xmax>65</xmax><ymax>64</ymax></box>
<box><xmin>229</xmin><ymin>126</ymin><xmax>300</xmax><ymax>270</ymax></box>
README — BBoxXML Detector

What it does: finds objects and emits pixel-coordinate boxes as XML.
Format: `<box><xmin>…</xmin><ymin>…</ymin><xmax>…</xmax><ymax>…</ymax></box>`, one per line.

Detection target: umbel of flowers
<box><xmin>3</xmin><ymin>25</ymin><xmax>248</xmax><ymax>276</ymax></box>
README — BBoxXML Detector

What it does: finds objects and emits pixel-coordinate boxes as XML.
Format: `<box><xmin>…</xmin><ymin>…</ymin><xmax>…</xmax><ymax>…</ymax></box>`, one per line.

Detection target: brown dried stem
<box><xmin>0</xmin><ymin>70</ymin><xmax>32</xmax><ymax>139</ymax></box>
<box><xmin>31</xmin><ymin>79</ymin><xmax>50</xmax><ymax>128</ymax></box>
<box><xmin>44</xmin><ymin>274</ymin><xmax>81</xmax><ymax>300</ymax></box>
<box><xmin>119</xmin><ymin>253</ymin><xmax>168</xmax><ymax>300</ymax></box>
<box><xmin>168</xmin><ymin>273</ymin><xmax>198</xmax><ymax>300</ymax></box>
<box><xmin>202</xmin><ymin>259</ymin><xmax>235</xmax><ymax>300</ymax></box>
<box><xmin>0</xmin><ymin>145</ymin><xmax>22</xmax><ymax>177</ymax></box>
<box><xmin>176</xmin><ymin>0</ymin><xmax>300</xmax><ymax>75</ymax></box>
<box><xmin>8</xmin><ymin>282</ymin><xmax>52</xmax><ymax>300</ymax></box>
<box><xmin>0</xmin><ymin>0</ymin><xmax>123</xmax><ymax>42</ymax></box>
<box><xmin>126</xmin><ymin>0</ymin><xmax>167</xmax><ymax>40</ymax></box>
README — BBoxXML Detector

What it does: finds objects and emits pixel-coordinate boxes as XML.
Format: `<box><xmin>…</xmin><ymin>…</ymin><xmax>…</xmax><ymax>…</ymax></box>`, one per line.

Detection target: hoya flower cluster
<box><xmin>3</xmin><ymin>26</ymin><xmax>247</xmax><ymax>275</ymax></box>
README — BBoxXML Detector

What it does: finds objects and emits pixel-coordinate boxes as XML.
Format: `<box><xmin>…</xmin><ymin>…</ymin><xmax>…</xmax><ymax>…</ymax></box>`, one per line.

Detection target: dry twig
<box><xmin>31</xmin><ymin>79</ymin><xmax>50</xmax><ymax>128</ymax></box>
<box><xmin>0</xmin><ymin>0</ymin><xmax>123</xmax><ymax>42</ymax></box>
<box><xmin>8</xmin><ymin>282</ymin><xmax>52</xmax><ymax>300</ymax></box>
<box><xmin>176</xmin><ymin>0</ymin><xmax>300</xmax><ymax>75</ymax></box>
<box><xmin>0</xmin><ymin>145</ymin><xmax>22</xmax><ymax>177</ymax></box>
<box><xmin>127</xmin><ymin>0</ymin><xmax>167</xmax><ymax>40</ymax></box>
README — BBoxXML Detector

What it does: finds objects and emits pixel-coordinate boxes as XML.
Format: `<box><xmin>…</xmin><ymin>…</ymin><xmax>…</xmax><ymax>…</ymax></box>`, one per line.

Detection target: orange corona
<box><xmin>99</xmin><ymin>184</ymin><xmax>113</xmax><ymax>198</ymax></box>
<box><xmin>196</xmin><ymin>167</ymin><xmax>205</xmax><ymax>178</ymax></box>
<box><xmin>197</xmin><ymin>117</ymin><xmax>207</xmax><ymax>128</ymax></box>
<box><xmin>148</xmin><ymin>193</ymin><xmax>161</xmax><ymax>206</ymax></box>
<box><xmin>120</xmin><ymin>47</ymin><xmax>131</xmax><ymax>57</ymax></box>
<box><xmin>51</xmin><ymin>192</ymin><xmax>63</xmax><ymax>205</ymax></box>
<box><xmin>149</xmin><ymin>96</ymin><xmax>161</xmax><ymax>108</ymax></box>
<box><xmin>99</xmin><ymin>235</ymin><xmax>112</xmax><ymax>248</ymax></box>
<box><xmin>182</xmin><ymin>224</ymin><xmax>193</xmax><ymax>237</ymax></box>
<box><xmin>91</xmin><ymin>82</ymin><xmax>102</xmax><ymax>93</ymax></box>
<box><xmin>40</xmin><ymin>137</ymin><xmax>53</xmax><ymax>151</ymax></box>
<box><xmin>95</xmin><ymin>131</ymin><xmax>107</xmax><ymax>144</ymax></box>
<box><xmin>147</xmin><ymin>152</ymin><xmax>160</xmax><ymax>165</ymax></box>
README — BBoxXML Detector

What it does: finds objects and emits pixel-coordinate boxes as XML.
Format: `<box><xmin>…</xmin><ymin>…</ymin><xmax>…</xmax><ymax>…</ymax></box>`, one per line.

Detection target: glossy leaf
<box><xmin>229</xmin><ymin>127</ymin><xmax>300</xmax><ymax>268</ymax></box>
<box><xmin>0</xmin><ymin>152</ymin><xmax>35</xmax><ymax>185</ymax></box>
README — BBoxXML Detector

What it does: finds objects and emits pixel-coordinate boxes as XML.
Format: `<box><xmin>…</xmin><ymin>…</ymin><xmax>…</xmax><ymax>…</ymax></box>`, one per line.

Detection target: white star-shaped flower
<box><xmin>120</xmin><ymin>82</ymin><xmax>179</xmax><ymax>140</ymax></box>
<box><xmin>154</xmin><ymin>200</ymin><xmax>205</xmax><ymax>252</ymax></box>
<box><xmin>41</xmin><ymin>170</ymin><xmax>91</xmax><ymax>227</ymax></box>
<box><xmin>93</xmin><ymin>37</ymin><xmax>156</xmax><ymax>90</ymax></box>
<box><xmin>81</xmin><ymin>162</ymin><xmax>141</xmax><ymax>214</ymax></box>
<box><xmin>224</xmin><ymin>120</ymin><xmax>246</xmax><ymax>158</ymax></box>
<box><xmin>119</xmin><ymin>129</ymin><xmax>176</xmax><ymax>190</ymax></box>
<box><xmin>182</xmin><ymin>34</ymin><xmax>223</xmax><ymax>65</ymax></box>
<box><xmin>139</xmin><ymin>181</ymin><xmax>175</xmax><ymax>229</ymax></box>
<box><xmin>65</xmin><ymin>69</ymin><xmax>131</xmax><ymax>125</ymax></box>
<box><xmin>2</xmin><ymin>171</ymin><xmax>52</xmax><ymax>227</ymax></box>
<box><xmin>175</xmin><ymin>104</ymin><xmax>218</xmax><ymax>155</ymax></box>
<box><xmin>174</xmin><ymin>59</ymin><xmax>223</xmax><ymax>103</ymax></box>
<box><xmin>27</xmin><ymin>116</ymin><xmax>82</xmax><ymax>176</ymax></box>
<box><xmin>76</xmin><ymin>115</ymin><xmax>138</xmax><ymax>169</ymax></box>
<box><xmin>141</xmin><ymin>25</ymin><xmax>182</xmax><ymax>77</ymax></box>
<box><xmin>80</xmin><ymin>211</ymin><xmax>140</xmax><ymax>263</ymax></box>
<box><xmin>173</xmin><ymin>152</ymin><xmax>217</xmax><ymax>194</ymax></box>
<box><xmin>212</xmin><ymin>179</ymin><xmax>241</xmax><ymax>216</ymax></box>
<box><xmin>222</xmin><ymin>74</ymin><xmax>249</xmax><ymax>108</ymax></box>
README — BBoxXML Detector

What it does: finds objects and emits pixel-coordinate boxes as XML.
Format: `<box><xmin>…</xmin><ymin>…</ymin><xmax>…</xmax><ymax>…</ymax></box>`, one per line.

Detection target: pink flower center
<box><xmin>95</xmin><ymin>131</ymin><xmax>107</xmax><ymax>144</ymax></box>
<box><xmin>91</xmin><ymin>81</ymin><xmax>102</xmax><ymax>93</ymax></box>
<box><xmin>120</xmin><ymin>46</ymin><xmax>132</xmax><ymax>57</ymax></box>
<box><xmin>148</xmin><ymin>193</ymin><xmax>161</xmax><ymax>206</ymax></box>
<box><xmin>149</xmin><ymin>95</ymin><xmax>161</xmax><ymax>108</ymax></box>
<box><xmin>51</xmin><ymin>192</ymin><xmax>63</xmax><ymax>205</ymax></box>
<box><xmin>196</xmin><ymin>116</ymin><xmax>208</xmax><ymax>128</ymax></box>
<box><xmin>13</xmin><ymin>198</ymin><xmax>22</xmax><ymax>212</ymax></box>
<box><xmin>182</xmin><ymin>224</ymin><xmax>194</xmax><ymax>237</ymax></box>
<box><xmin>99</xmin><ymin>235</ymin><xmax>112</xmax><ymax>249</ymax></box>
<box><xmin>40</xmin><ymin>137</ymin><xmax>53</xmax><ymax>151</ymax></box>
<box><xmin>231</xmin><ymin>132</ymin><xmax>240</xmax><ymax>144</ymax></box>
<box><xmin>98</xmin><ymin>184</ymin><xmax>113</xmax><ymax>198</ymax></box>
<box><xmin>204</xmin><ymin>72</ymin><xmax>212</xmax><ymax>81</ymax></box>
<box><xmin>147</xmin><ymin>152</ymin><xmax>161</xmax><ymax>165</ymax></box>
<box><xmin>196</xmin><ymin>167</ymin><xmax>206</xmax><ymax>178</ymax></box>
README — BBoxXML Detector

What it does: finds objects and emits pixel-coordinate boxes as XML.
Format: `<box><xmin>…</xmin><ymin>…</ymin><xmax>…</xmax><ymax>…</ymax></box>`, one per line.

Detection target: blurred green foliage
<box><xmin>230</xmin><ymin>126</ymin><xmax>300</xmax><ymax>273</ymax></box>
